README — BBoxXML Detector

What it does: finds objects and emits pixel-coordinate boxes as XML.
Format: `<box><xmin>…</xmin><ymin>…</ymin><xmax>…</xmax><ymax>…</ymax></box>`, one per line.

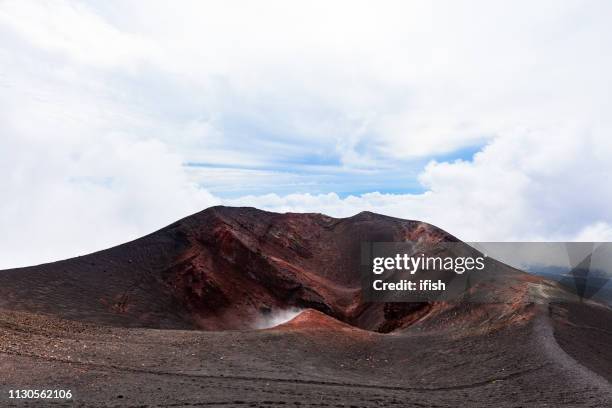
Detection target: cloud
<box><xmin>227</xmin><ymin>125</ymin><xmax>612</xmax><ymax>243</ymax></box>
<box><xmin>0</xmin><ymin>133</ymin><xmax>219</xmax><ymax>268</ymax></box>
<box><xmin>1</xmin><ymin>0</ymin><xmax>612</xmax><ymax>268</ymax></box>
<box><xmin>0</xmin><ymin>0</ymin><xmax>156</xmax><ymax>68</ymax></box>
<box><xmin>575</xmin><ymin>223</ymin><xmax>612</xmax><ymax>242</ymax></box>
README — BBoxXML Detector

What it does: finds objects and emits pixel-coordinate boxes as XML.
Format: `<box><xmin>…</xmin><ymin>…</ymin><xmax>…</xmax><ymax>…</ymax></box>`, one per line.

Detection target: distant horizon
<box><xmin>4</xmin><ymin>205</ymin><xmax>612</xmax><ymax>273</ymax></box>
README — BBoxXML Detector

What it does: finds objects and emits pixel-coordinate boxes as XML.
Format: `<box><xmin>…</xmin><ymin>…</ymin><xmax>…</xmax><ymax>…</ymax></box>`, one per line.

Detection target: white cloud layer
<box><xmin>1</xmin><ymin>0</ymin><xmax>612</xmax><ymax>268</ymax></box>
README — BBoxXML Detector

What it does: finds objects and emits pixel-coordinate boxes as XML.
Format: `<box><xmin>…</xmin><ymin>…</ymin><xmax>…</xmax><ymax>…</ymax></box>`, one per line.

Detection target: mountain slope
<box><xmin>0</xmin><ymin>206</ymin><xmax>470</xmax><ymax>331</ymax></box>
<box><xmin>0</xmin><ymin>207</ymin><xmax>611</xmax><ymax>406</ymax></box>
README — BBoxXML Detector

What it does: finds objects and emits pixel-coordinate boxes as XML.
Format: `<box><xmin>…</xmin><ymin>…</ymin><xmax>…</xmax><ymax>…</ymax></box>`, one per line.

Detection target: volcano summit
<box><xmin>0</xmin><ymin>207</ymin><xmax>611</xmax><ymax>407</ymax></box>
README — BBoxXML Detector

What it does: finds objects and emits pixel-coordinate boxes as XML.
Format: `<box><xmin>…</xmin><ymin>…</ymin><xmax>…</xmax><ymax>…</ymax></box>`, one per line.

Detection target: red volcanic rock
<box><xmin>0</xmin><ymin>206</ymin><xmax>531</xmax><ymax>332</ymax></box>
<box><xmin>158</xmin><ymin>207</ymin><xmax>466</xmax><ymax>331</ymax></box>
<box><xmin>270</xmin><ymin>308</ymin><xmax>369</xmax><ymax>334</ymax></box>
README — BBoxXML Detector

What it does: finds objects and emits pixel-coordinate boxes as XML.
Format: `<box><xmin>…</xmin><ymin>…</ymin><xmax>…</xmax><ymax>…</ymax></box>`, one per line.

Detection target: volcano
<box><xmin>0</xmin><ymin>206</ymin><xmax>611</xmax><ymax>407</ymax></box>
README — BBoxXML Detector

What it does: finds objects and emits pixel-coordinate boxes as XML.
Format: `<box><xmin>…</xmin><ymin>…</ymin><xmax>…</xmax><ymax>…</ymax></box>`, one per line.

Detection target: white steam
<box><xmin>253</xmin><ymin>308</ymin><xmax>303</xmax><ymax>329</ymax></box>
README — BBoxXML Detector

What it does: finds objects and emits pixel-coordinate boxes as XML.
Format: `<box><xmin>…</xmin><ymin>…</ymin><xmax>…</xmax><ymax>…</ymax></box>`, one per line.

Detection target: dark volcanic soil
<box><xmin>0</xmin><ymin>304</ymin><xmax>610</xmax><ymax>407</ymax></box>
<box><xmin>0</xmin><ymin>207</ymin><xmax>611</xmax><ymax>407</ymax></box>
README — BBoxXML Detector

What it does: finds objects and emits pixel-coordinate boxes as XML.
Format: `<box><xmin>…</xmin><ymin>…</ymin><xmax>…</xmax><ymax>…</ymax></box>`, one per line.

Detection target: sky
<box><xmin>1</xmin><ymin>0</ymin><xmax>612</xmax><ymax>269</ymax></box>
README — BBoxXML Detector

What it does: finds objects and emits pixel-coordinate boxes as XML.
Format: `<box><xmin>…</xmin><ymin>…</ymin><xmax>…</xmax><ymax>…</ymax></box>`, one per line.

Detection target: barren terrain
<box><xmin>0</xmin><ymin>207</ymin><xmax>610</xmax><ymax>407</ymax></box>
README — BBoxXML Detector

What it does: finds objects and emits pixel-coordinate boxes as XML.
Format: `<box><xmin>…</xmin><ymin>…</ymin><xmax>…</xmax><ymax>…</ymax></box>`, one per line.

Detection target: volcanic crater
<box><xmin>0</xmin><ymin>206</ymin><xmax>610</xmax><ymax>407</ymax></box>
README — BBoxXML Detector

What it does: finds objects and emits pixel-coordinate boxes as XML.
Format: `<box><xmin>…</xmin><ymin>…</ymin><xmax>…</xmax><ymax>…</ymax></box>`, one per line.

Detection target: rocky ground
<box><xmin>0</xmin><ymin>207</ymin><xmax>610</xmax><ymax>407</ymax></box>
<box><xmin>0</xmin><ymin>302</ymin><xmax>611</xmax><ymax>407</ymax></box>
